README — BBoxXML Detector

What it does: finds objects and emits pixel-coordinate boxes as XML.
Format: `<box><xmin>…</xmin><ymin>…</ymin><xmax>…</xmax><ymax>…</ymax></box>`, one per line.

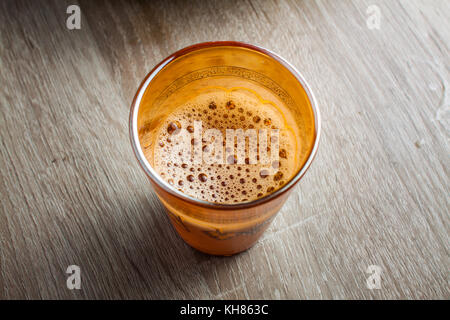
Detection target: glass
<box><xmin>129</xmin><ymin>42</ymin><xmax>320</xmax><ymax>255</ymax></box>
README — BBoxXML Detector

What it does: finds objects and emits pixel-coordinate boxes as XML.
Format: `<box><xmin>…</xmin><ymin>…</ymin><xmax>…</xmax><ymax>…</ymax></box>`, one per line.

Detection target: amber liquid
<box><xmin>136</xmin><ymin>46</ymin><xmax>316</xmax><ymax>255</ymax></box>
<box><xmin>146</xmin><ymin>87</ymin><xmax>300</xmax><ymax>204</ymax></box>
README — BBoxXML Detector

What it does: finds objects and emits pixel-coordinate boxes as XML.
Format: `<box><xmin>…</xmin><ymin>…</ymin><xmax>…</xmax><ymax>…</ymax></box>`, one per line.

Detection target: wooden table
<box><xmin>0</xmin><ymin>0</ymin><xmax>448</xmax><ymax>299</ymax></box>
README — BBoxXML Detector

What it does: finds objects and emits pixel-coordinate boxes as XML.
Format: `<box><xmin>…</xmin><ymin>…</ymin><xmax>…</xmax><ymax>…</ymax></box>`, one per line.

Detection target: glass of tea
<box><xmin>130</xmin><ymin>41</ymin><xmax>320</xmax><ymax>255</ymax></box>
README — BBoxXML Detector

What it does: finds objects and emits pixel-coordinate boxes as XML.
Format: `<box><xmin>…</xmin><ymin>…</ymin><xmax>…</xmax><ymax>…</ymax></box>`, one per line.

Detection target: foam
<box><xmin>147</xmin><ymin>90</ymin><xmax>298</xmax><ymax>204</ymax></box>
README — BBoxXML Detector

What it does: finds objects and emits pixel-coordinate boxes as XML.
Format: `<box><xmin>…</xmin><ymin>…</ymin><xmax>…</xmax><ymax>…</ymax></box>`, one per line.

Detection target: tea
<box><xmin>141</xmin><ymin>85</ymin><xmax>305</xmax><ymax>204</ymax></box>
<box><xmin>132</xmin><ymin>42</ymin><xmax>319</xmax><ymax>255</ymax></box>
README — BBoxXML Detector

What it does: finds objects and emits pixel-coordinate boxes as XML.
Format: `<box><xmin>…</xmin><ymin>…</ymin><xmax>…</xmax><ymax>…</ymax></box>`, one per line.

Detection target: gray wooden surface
<box><xmin>0</xmin><ymin>0</ymin><xmax>448</xmax><ymax>299</ymax></box>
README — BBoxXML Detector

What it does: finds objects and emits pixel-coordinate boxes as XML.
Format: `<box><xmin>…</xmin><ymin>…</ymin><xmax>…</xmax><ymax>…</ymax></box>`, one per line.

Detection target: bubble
<box><xmin>267</xmin><ymin>186</ymin><xmax>275</xmax><ymax>193</ymax></box>
<box><xmin>279</xmin><ymin>149</ymin><xmax>287</xmax><ymax>159</ymax></box>
<box><xmin>187</xmin><ymin>125</ymin><xmax>194</xmax><ymax>133</ymax></box>
<box><xmin>274</xmin><ymin>171</ymin><xmax>283</xmax><ymax>181</ymax></box>
<box><xmin>167</xmin><ymin>121</ymin><xmax>181</xmax><ymax>134</ymax></box>
<box><xmin>226</xmin><ymin>101</ymin><xmax>236</xmax><ymax>110</ymax></box>
<box><xmin>178</xmin><ymin>180</ymin><xmax>184</xmax><ymax>186</ymax></box>
<box><xmin>209</xmin><ymin>101</ymin><xmax>217</xmax><ymax>110</ymax></box>
<box><xmin>239</xmin><ymin>178</ymin><xmax>245</xmax><ymax>184</ymax></box>
<box><xmin>187</xmin><ymin>175</ymin><xmax>194</xmax><ymax>182</ymax></box>
<box><xmin>182</xmin><ymin>163</ymin><xmax>188</xmax><ymax>168</ymax></box>
<box><xmin>260</xmin><ymin>170</ymin><xmax>269</xmax><ymax>178</ymax></box>
<box><xmin>198</xmin><ymin>173</ymin><xmax>207</xmax><ymax>182</ymax></box>
<box><xmin>252</xmin><ymin>178</ymin><xmax>257</xmax><ymax>183</ymax></box>
<box><xmin>264</xmin><ymin>118</ymin><xmax>271</xmax><ymax>126</ymax></box>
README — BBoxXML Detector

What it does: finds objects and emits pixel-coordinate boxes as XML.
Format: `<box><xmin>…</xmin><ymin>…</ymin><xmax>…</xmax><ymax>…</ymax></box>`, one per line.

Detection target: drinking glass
<box><xmin>129</xmin><ymin>41</ymin><xmax>320</xmax><ymax>255</ymax></box>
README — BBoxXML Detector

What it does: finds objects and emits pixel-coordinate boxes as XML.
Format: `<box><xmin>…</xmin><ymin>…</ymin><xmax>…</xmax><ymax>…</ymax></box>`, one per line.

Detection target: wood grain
<box><xmin>0</xmin><ymin>0</ymin><xmax>448</xmax><ymax>299</ymax></box>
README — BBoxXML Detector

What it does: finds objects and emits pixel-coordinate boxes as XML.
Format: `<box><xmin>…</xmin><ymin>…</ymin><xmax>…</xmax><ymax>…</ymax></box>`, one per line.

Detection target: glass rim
<box><xmin>129</xmin><ymin>41</ymin><xmax>321</xmax><ymax>210</ymax></box>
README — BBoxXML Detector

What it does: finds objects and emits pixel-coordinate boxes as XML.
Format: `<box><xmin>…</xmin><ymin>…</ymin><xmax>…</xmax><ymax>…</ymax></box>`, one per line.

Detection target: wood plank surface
<box><xmin>0</xmin><ymin>0</ymin><xmax>448</xmax><ymax>299</ymax></box>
